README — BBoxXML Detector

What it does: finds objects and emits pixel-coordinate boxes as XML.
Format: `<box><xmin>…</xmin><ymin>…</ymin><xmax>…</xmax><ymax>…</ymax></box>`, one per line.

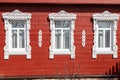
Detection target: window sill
<box><xmin>4</xmin><ymin>50</ymin><xmax>31</xmax><ymax>59</ymax></box>
<box><xmin>96</xmin><ymin>50</ymin><xmax>114</xmax><ymax>54</ymax></box>
<box><xmin>8</xmin><ymin>51</ymin><xmax>28</xmax><ymax>55</ymax></box>
<box><xmin>50</xmin><ymin>49</ymin><xmax>75</xmax><ymax>59</ymax></box>
<box><xmin>92</xmin><ymin>49</ymin><xmax>117</xmax><ymax>58</ymax></box>
<box><xmin>53</xmin><ymin>49</ymin><xmax>71</xmax><ymax>54</ymax></box>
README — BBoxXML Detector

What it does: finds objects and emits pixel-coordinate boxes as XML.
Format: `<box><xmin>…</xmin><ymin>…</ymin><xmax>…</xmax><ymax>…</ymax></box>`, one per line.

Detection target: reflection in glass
<box><xmin>55</xmin><ymin>20</ymin><xmax>71</xmax><ymax>28</ymax></box>
<box><xmin>11</xmin><ymin>21</ymin><xmax>24</xmax><ymax>28</ymax></box>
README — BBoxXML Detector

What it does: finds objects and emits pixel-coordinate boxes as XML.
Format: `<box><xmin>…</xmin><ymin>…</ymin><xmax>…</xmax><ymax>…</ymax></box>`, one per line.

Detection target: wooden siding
<box><xmin>0</xmin><ymin>0</ymin><xmax>120</xmax><ymax>5</ymax></box>
<box><xmin>0</xmin><ymin>4</ymin><xmax>119</xmax><ymax>77</ymax></box>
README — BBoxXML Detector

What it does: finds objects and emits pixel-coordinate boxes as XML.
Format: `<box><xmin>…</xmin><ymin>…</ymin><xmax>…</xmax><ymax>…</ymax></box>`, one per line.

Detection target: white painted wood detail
<box><xmin>38</xmin><ymin>30</ymin><xmax>42</xmax><ymax>47</ymax></box>
<box><xmin>2</xmin><ymin>9</ymin><xmax>32</xmax><ymax>59</ymax></box>
<box><xmin>82</xmin><ymin>30</ymin><xmax>86</xmax><ymax>47</ymax></box>
<box><xmin>92</xmin><ymin>11</ymin><xmax>119</xmax><ymax>58</ymax></box>
<box><xmin>49</xmin><ymin>10</ymin><xmax>76</xmax><ymax>59</ymax></box>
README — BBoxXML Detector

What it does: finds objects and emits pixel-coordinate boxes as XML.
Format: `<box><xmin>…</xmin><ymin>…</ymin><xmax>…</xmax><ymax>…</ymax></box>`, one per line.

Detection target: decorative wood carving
<box><xmin>82</xmin><ymin>30</ymin><xmax>86</xmax><ymax>47</ymax></box>
<box><xmin>2</xmin><ymin>9</ymin><xmax>32</xmax><ymax>59</ymax></box>
<box><xmin>38</xmin><ymin>30</ymin><xmax>42</xmax><ymax>47</ymax></box>
<box><xmin>92</xmin><ymin>11</ymin><xmax>119</xmax><ymax>58</ymax></box>
<box><xmin>49</xmin><ymin>10</ymin><xmax>76</xmax><ymax>59</ymax></box>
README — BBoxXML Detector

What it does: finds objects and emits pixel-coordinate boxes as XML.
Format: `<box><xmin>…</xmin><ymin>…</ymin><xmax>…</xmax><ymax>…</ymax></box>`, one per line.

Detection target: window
<box><xmin>93</xmin><ymin>11</ymin><xmax>119</xmax><ymax>58</ymax></box>
<box><xmin>55</xmin><ymin>20</ymin><xmax>70</xmax><ymax>49</ymax></box>
<box><xmin>11</xmin><ymin>21</ymin><xmax>26</xmax><ymax>49</ymax></box>
<box><xmin>3</xmin><ymin>10</ymin><xmax>31</xmax><ymax>59</ymax></box>
<box><xmin>49</xmin><ymin>10</ymin><xmax>76</xmax><ymax>59</ymax></box>
<box><xmin>98</xmin><ymin>21</ymin><xmax>112</xmax><ymax>50</ymax></box>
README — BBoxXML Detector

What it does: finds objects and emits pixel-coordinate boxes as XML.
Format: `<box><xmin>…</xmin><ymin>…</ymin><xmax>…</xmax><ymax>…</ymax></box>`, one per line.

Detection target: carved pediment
<box><xmin>93</xmin><ymin>11</ymin><xmax>119</xmax><ymax>20</ymax></box>
<box><xmin>49</xmin><ymin>10</ymin><xmax>76</xmax><ymax>20</ymax></box>
<box><xmin>2</xmin><ymin>9</ymin><xmax>31</xmax><ymax>19</ymax></box>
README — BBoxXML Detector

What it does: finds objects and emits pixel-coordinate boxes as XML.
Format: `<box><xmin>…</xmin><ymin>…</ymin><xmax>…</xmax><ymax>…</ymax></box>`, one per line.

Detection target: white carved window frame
<box><xmin>2</xmin><ymin>9</ymin><xmax>32</xmax><ymax>59</ymax></box>
<box><xmin>92</xmin><ymin>11</ymin><xmax>119</xmax><ymax>58</ymax></box>
<box><xmin>49</xmin><ymin>10</ymin><xmax>76</xmax><ymax>59</ymax></box>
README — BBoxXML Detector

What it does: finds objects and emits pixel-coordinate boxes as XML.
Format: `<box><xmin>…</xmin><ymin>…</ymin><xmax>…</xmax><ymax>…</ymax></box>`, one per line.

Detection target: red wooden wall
<box><xmin>0</xmin><ymin>3</ymin><xmax>119</xmax><ymax>77</ymax></box>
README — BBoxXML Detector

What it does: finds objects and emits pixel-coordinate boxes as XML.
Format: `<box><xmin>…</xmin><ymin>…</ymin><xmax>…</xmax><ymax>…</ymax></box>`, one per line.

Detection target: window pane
<box><xmin>105</xmin><ymin>30</ymin><xmax>110</xmax><ymax>47</ymax></box>
<box><xmin>98</xmin><ymin>30</ymin><xmax>103</xmax><ymax>48</ymax></box>
<box><xmin>19</xmin><ymin>30</ymin><xmax>25</xmax><ymax>48</ymax></box>
<box><xmin>55</xmin><ymin>30</ymin><xmax>61</xmax><ymax>49</ymax></box>
<box><xmin>98</xmin><ymin>21</ymin><xmax>111</xmax><ymax>28</ymax></box>
<box><xmin>63</xmin><ymin>30</ymin><xmax>70</xmax><ymax>49</ymax></box>
<box><xmin>55</xmin><ymin>20</ymin><xmax>71</xmax><ymax>28</ymax></box>
<box><xmin>11</xmin><ymin>21</ymin><xmax>25</xmax><ymax>28</ymax></box>
<box><xmin>12</xmin><ymin>30</ymin><xmax>17</xmax><ymax>48</ymax></box>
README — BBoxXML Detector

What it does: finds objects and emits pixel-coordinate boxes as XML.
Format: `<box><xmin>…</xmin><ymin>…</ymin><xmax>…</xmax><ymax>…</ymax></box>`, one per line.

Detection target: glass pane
<box><xmin>98</xmin><ymin>30</ymin><xmax>103</xmax><ymax>48</ymax></box>
<box><xmin>12</xmin><ymin>30</ymin><xmax>17</xmax><ymax>48</ymax></box>
<box><xmin>105</xmin><ymin>30</ymin><xmax>110</xmax><ymax>47</ymax></box>
<box><xmin>55</xmin><ymin>30</ymin><xmax>61</xmax><ymax>49</ymax></box>
<box><xmin>63</xmin><ymin>30</ymin><xmax>70</xmax><ymax>49</ymax></box>
<box><xmin>55</xmin><ymin>20</ymin><xmax>71</xmax><ymax>28</ymax></box>
<box><xmin>11</xmin><ymin>21</ymin><xmax>25</xmax><ymax>28</ymax></box>
<box><xmin>19</xmin><ymin>30</ymin><xmax>25</xmax><ymax>48</ymax></box>
<box><xmin>98</xmin><ymin>21</ymin><xmax>112</xmax><ymax>28</ymax></box>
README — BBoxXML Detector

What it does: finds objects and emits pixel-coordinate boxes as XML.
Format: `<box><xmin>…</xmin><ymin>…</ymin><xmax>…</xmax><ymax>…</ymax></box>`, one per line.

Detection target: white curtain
<box><xmin>55</xmin><ymin>30</ymin><xmax>61</xmax><ymax>49</ymax></box>
<box><xmin>98</xmin><ymin>30</ymin><xmax>103</xmax><ymax>48</ymax></box>
<box><xmin>19</xmin><ymin>30</ymin><xmax>25</xmax><ymax>48</ymax></box>
<box><xmin>12</xmin><ymin>30</ymin><xmax>17</xmax><ymax>48</ymax></box>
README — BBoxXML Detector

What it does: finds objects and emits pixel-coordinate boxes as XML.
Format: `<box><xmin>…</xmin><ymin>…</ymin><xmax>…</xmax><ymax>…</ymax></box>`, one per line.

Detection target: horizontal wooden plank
<box><xmin>0</xmin><ymin>0</ymin><xmax>120</xmax><ymax>5</ymax></box>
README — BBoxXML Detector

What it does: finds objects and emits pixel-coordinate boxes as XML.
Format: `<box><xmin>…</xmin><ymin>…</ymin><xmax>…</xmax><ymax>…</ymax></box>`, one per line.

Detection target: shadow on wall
<box><xmin>105</xmin><ymin>61</ymin><xmax>120</xmax><ymax>79</ymax></box>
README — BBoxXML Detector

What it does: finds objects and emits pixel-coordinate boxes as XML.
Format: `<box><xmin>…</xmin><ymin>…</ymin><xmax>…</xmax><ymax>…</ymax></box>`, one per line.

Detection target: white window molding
<box><xmin>2</xmin><ymin>9</ymin><xmax>32</xmax><ymax>59</ymax></box>
<box><xmin>82</xmin><ymin>30</ymin><xmax>86</xmax><ymax>47</ymax></box>
<box><xmin>92</xmin><ymin>11</ymin><xmax>119</xmax><ymax>58</ymax></box>
<box><xmin>38</xmin><ymin>30</ymin><xmax>42</xmax><ymax>47</ymax></box>
<box><xmin>49</xmin><ymin>10</ymin><xmax>76</xmax><ymax>59</ymax></box>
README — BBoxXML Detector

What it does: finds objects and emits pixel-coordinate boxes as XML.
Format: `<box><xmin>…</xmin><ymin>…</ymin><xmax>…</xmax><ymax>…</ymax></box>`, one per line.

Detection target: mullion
<box><xmin>61</xmin><ymin>29</ymin><xmax>63</xmax><ymax>49</ymax></box>
<box><xmin>103</xmin><ymin>29</ymin><xmax>105</xmax><ymax>48</ymax></box>
<box><xmin>17</xmin><ymin>29</ymin><xmax>19</xmax><ymax>49</ymax></box>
